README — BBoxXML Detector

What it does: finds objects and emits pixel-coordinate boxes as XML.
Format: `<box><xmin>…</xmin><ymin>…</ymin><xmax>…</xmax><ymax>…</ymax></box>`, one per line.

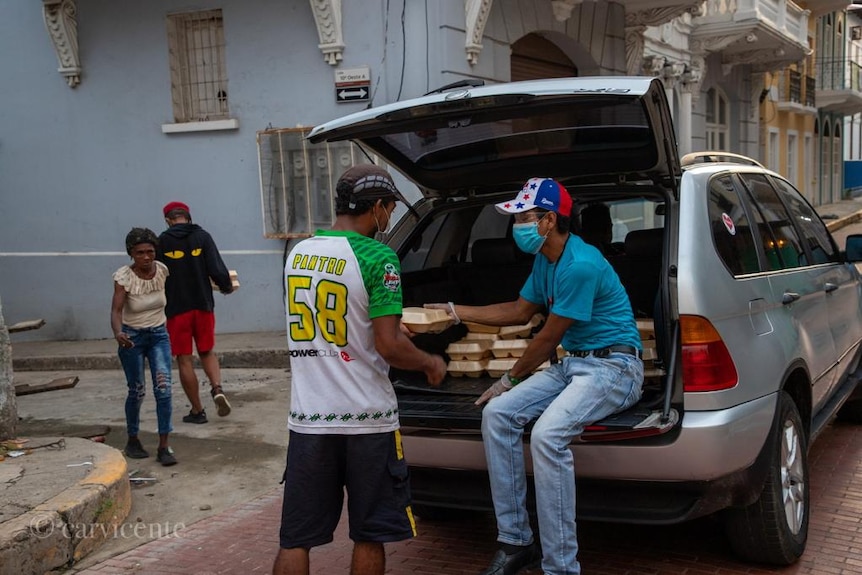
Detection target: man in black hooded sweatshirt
<box><xmin>158</xmin><ymin>201</ymin><xmax>233</xmax><ymax>424</ymax></box>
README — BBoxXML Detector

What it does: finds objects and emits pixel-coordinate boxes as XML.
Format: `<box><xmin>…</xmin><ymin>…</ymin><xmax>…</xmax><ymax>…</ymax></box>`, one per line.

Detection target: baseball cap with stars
<box><xmin>494</xmin><ymin>177</ymin><xmax>573</xmax><ymax>217</ymax></box>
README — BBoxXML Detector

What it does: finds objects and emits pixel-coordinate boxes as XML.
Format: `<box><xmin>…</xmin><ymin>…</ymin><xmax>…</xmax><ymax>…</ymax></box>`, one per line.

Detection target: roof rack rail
<box><xmin>680</xmin><ymin>151</ymin><xmax>764</xmax><ymax>169</ymax></box>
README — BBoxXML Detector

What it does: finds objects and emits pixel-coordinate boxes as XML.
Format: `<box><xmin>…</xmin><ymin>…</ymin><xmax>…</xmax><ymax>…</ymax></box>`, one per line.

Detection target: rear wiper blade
<box><xmin>424</xmin><ymin>79</ymin><xmax>485</xmax><ymax>96</ymax></box>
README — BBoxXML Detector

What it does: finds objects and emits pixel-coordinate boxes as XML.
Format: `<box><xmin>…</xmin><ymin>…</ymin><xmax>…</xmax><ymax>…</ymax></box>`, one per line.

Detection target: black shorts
<box><xmin>278</xmin><ymin>429</ymin><xmax>416</xmax><ymax>549</ymax></box>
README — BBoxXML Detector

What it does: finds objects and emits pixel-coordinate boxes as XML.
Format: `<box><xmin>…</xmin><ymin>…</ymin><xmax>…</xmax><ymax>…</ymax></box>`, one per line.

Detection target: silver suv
<box><xmin>308</xmin><ymin>77</ymin><xmax>862</xmax><ymax>565</ymax></box>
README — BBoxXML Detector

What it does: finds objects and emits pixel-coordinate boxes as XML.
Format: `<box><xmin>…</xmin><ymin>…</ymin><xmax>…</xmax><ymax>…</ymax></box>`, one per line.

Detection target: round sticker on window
<box><xmin>721</xmin><ymin>212</ymin><xmax>736</xmax><ymax>236</ymax></box>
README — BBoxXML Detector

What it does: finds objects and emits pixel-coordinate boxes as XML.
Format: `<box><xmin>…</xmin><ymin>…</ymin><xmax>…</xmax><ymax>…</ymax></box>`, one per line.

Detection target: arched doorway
<box><xmin>511</xmin><ymin>34</ymin><xmax>577</xmax><ymax>81</ymax></box>
<box><xmin>705</xmin><ymin>87</ymin><xmax>730</xmax><ymax>151</ymax></box>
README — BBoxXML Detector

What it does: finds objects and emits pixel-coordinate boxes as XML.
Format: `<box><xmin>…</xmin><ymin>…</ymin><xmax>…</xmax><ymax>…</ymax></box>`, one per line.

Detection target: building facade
<box><xmin>4</xmin><ymin>0</ymin><xmax>855</xmax><ymax>341</ymax></box>
<box><xmin>836</xmin><ymin>8</ymin><xmax>862</xmax><ymax>195</ymax></box>
<box><xmin>1</xmin><ymin>0</ymin><xmax>701</xmax><ymax>341</ymax></box>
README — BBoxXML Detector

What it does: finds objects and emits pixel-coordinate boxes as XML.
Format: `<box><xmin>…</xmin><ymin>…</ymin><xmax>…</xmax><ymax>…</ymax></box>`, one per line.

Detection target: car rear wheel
<box><xmin>723</xmin><ymin>392</ymin><xmax>809</xmax><ymax>565</ymax></box>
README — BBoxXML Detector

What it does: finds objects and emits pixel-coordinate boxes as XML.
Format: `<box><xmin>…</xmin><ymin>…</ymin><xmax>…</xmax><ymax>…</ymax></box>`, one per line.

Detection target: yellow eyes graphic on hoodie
<box><xmin>163</xmin><ymin>248</ymin><xmax>203</xmax><ymax>259</ymax></box>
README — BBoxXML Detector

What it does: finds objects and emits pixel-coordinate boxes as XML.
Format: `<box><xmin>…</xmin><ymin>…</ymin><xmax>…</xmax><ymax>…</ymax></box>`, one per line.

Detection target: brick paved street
<box><xmin>75</xmin><ymin>418</ymin><xmax>862</xmax><ymax>575</ymax></box>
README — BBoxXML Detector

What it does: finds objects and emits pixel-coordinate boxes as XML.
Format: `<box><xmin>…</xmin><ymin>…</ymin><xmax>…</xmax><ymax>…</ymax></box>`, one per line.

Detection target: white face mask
<box><xmin>373</xmin><ymin>203</ymin><xmax>394</xmax><ymax>240</ymax></box>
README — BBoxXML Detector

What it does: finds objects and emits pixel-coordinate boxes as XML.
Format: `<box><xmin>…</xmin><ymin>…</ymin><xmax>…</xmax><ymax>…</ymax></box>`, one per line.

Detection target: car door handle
<box><xmin>782</xmin><ymin>291</ymin><xmax>801</xmax><ymax>304</ymax></box>
<box><xmin>825</xmin><ymin>282</ymin><xmax>839</xmax><ymax>293</ymax></box>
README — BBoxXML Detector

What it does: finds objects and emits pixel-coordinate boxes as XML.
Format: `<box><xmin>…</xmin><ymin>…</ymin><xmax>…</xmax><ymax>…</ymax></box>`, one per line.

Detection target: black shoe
<box><xmin>478</xmin><ymin>543</ymin><xmax>541</xmax><ymax>575</ymax></box>
<box><xmin>211</xmin><ymin>386</ymin><xmax>231</xmax><ymax>417</ymax></box>
<box><xmin>157</xmin><ymin>447</ymin><xmax>177</xmax><ymax>466</ymax></box>
<box><xmin>182</xmin><ymin>409</ymin><xmax>208</xmax><ymax>424</ymax></box>
<box><xmin>123</xmin><ymin>437</ymin><xmax>149</xmax><ymax>459</ymax></box>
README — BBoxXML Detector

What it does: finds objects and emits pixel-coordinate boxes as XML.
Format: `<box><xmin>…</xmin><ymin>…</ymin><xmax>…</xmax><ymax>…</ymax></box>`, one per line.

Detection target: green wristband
<box><xmin>504</xmin><ymin>371</ymin><xmax>521</xmax><ymax>386</ymax></box>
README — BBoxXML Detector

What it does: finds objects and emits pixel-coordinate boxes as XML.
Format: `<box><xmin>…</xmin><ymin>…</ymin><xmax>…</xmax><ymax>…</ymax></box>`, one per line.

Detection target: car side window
<box><xmin>738</xmin><ymin>173</ymin><xmax>807</xmax><ymax>270</ymax></box>
<box><xmin>467</xmin><ymin>205</ymin><xmax>513</xmax><ymax>261</ymax></box>
<box><xmin>400</xmin><ymin>203</ymin><xmax>506</xmax><ymax>273</ymax></box>
<box><xmin>770</xmin><ymin>177</ymin><xmax>837</xmax><ymax>264</ymax></box>
<box><xmin>399</xmin><ymin>212</ymin><xmax>447</xmax><ymax>273</ymax></box>
<box><xmin>708</xmin><ymin>175</ymin><xmax>760</xmax><ymax>275</ymax></box>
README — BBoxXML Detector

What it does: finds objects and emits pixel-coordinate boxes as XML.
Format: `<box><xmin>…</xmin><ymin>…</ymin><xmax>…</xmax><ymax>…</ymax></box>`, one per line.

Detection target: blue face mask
<box><xmin>512</xmin><ymin>218</ymin><xmax>549</xmax><ymax>254</ymax></box>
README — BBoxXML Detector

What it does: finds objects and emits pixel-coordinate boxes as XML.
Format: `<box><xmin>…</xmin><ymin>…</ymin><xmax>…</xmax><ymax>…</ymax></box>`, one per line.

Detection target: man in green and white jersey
<box><xmin>273</xmin><ymin>165</ymin><xmax>447</xmax><ymax>575</ymax></box>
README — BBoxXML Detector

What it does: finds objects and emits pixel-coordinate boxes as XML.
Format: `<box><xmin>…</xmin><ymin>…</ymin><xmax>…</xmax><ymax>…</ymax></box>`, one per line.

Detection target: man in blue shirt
<box><xmin>429</xmin><ymin>178</ymin><xmax>643</xmax><ymax>575</ymax></box>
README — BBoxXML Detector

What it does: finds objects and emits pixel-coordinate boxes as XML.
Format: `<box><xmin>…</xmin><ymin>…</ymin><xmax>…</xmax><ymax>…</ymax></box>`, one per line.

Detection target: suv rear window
<box><xmin>708</xmin><ymin>175</ymin><xmax>760</xmax><ymax>276</ymax></box>
<box><xmin>380</xmin><ymin>97</ymin><xmax>655</xmax><ymax>171</ymax></box>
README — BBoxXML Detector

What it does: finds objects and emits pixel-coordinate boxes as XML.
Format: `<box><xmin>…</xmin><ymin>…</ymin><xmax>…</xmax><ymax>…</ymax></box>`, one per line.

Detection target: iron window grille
<box><xmin>257</xmin><ymin>127</ymin><xmax>382</xmax><ymax>239</ymax></box>
<box><xmin>166</xmin><ymin>10</ymin><xmax>229</xmax><ymax>123</ymax></box>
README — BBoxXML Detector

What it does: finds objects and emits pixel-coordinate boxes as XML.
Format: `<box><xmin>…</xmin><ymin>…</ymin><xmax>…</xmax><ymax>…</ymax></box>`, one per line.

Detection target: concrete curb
<box><xmin>0</xmin><ymin>438</ymin><xmax>131</xmax><ymax>575</ymax></box>
<box><xmin>12</xmin><ymin>349</ymin><xmax>290</xmax><ymax>372</ymax></box>
<box><xmin>11</xmin><ymin>353</ymin><xmax>119</xmax><ymax>373</ymax></box>
<box><xmin>827</xmin><ymin>208</ymin><xmax>862</xmax><ymax>233</ymax></box>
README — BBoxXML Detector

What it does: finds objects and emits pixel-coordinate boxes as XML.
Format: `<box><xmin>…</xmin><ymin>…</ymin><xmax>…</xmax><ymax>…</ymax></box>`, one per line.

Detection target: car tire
<box><xmin>723</xmin><ymin>392</ymin><xmax>809</xmax><ymax>565</ymax></box>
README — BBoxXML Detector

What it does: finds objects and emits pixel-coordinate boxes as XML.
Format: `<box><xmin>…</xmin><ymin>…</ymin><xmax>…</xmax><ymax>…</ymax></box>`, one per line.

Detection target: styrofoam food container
<box><xmin>402</xmin><ymin>307</ymin><xmax>452</xmax><ymax>333</ymax></box>
<box><xmin>446</xmin><ymin>340</ymin><xmax>493</xmax><ymax>360</ymax></box>
<box><xmin>447</xmin><ymin>360</ymin><xmax>487</xmax><ymax>377</ymax></box>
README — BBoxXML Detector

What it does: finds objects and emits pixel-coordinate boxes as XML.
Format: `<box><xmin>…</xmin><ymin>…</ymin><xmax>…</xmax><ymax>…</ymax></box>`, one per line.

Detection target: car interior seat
<box><xmin>464</xmin><ymin>237</ymin><xmax>534</xmax><ymax>304</ymax></box>
<box><xmin>616</xmin><ymin>228</ymin><xmax>664</xmax><ymax>318</ymax></box>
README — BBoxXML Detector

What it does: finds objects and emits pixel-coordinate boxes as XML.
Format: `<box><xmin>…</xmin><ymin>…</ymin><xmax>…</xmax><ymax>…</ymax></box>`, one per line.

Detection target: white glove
<box><xmin>423</xmin><ymin>302</ymin><xmax>461</xmax><ymax>324</ymax></box>
<box><xmin>475</xmin><ymin>373</ymin><xmax>516</xmax><ymax>406</ymax></box>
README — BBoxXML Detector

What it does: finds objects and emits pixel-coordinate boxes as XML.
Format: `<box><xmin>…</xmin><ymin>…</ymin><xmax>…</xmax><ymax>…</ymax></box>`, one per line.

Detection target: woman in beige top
<box><xmin>110</xmin><ymin>228</ymin><xmax>176</xmax><ymax>466</ymax></box>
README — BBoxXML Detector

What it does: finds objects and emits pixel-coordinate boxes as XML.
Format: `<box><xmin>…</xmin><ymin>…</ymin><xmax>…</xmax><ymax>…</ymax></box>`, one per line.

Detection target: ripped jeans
<box><xmin>118</xmin><ymin>324</ymin><xmax>173</xmax><ymax>436</ymax></box>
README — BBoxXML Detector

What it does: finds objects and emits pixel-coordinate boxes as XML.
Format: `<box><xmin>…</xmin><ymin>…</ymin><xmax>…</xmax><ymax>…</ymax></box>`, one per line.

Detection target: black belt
<box><xmin>568</xmin><ymin>345</ymin><xmax>641</xmax><ymax>359</ymax></box>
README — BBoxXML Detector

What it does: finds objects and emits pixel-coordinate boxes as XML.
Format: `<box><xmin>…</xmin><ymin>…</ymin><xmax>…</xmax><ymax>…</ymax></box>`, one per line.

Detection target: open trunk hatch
<box><xmin>308</xmin><ymin>77</ymin><xmax>681</xmax><ymax>196</ymax></box>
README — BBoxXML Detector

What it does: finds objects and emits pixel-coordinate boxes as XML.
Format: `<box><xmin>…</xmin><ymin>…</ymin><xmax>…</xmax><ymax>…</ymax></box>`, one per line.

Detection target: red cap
<box><xmin>163</xmin><ymin>201</ymin><xmax>190</xmax><ymax>217</ymax></box>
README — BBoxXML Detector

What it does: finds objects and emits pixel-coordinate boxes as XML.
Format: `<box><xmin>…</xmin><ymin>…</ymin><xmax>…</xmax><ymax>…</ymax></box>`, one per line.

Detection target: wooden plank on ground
<box><xmin>14</xmin><ymin>375</ymin><xmax>79</xmax><ymax>396</ymax></box>
<box><xmin>8</xmin><ymin>319</ymin><xmax>46</xmax><ymax>333</ymax></box>
<box><xmin>64</xmin><ymin>425</ymin><xmax>111</xmax><ymax>440</ymax></box>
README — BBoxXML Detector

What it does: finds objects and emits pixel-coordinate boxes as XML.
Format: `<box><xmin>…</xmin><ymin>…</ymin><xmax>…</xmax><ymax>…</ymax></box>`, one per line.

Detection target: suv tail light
<box><xmin>680</xmin><ymin>315</ymin><xmax>738</xmax><ymax>392</ymax></box>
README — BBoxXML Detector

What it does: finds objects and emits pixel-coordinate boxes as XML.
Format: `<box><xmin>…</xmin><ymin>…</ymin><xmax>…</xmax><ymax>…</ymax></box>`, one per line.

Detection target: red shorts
<box><xmin>166</xmin><ymin>310</ymin><xmax>215</xmax><ymax>356</ymax></box>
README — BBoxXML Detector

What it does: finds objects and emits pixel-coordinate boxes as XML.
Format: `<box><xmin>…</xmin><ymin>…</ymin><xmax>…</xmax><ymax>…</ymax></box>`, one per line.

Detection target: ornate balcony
<box><xmin>806</xmin><ymin>74</ymin><xmax>816</xmax><ymax>107</ymax></box>
<box><xmin>776</xmin><ymin>68</ymin><xmax>818</xmax><ymax>113</ymax></box>
<box><xmin>623</xmin><ymin>0</ymin><xmax>703</xmax><ymax>16</ymax></box>
<box><xmin>817</xmin><ymin>59</ymin><xmax>862</xmax><ymax>114</ymax></box>
<box><xmin>691</xmin><ymin>0</ymin><xmax>811</xmax><ymax>73</ymax></box>
<box><xmin>623</xmin><ymin>1</ymin><xmax>703</xmax><ymax>74</ymax></box>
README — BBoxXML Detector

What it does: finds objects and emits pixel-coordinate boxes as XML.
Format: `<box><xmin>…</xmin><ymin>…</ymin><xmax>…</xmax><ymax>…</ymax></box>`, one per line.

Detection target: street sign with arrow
<box><xmin>334</xmin><ymin>66</ymin><xmax>371</xmax><ymax>103</ymax></box>
<box><xmin>337</xmin><ymin>86</ymin><xmax>368</xmax><ymax>102</ymax></box>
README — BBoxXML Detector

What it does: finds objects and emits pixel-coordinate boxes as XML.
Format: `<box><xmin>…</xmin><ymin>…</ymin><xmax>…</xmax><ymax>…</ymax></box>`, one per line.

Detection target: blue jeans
<box><xmin>481</xmin><ymin>353</ymin><xmax>643</xmax><ymax>575</ymax></box>
<box><xmin>117</xmin><ymin>324</ymin><xmax>173</xmax><ymax>436</ymax></box>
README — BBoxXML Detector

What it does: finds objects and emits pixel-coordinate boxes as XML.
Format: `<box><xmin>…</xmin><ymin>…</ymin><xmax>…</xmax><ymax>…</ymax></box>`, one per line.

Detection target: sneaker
<box><xmin>211</xmin><ymin>385</ymin><xmax>231</xmax><ymax>417</ymax></box>
<box><xmin>123</xmin><ymin>437</ymin><xmax>149</xmax><ymax>459</ymax></box>
<box><xmin>182</xmin><ymin>409</ymin><xmax>208</xmax><ymax>424</ymax></box>
<box><xmin>157</xmin><ymin>447</ymin><xmax>177</xmax><ymax>466</ymax></box>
